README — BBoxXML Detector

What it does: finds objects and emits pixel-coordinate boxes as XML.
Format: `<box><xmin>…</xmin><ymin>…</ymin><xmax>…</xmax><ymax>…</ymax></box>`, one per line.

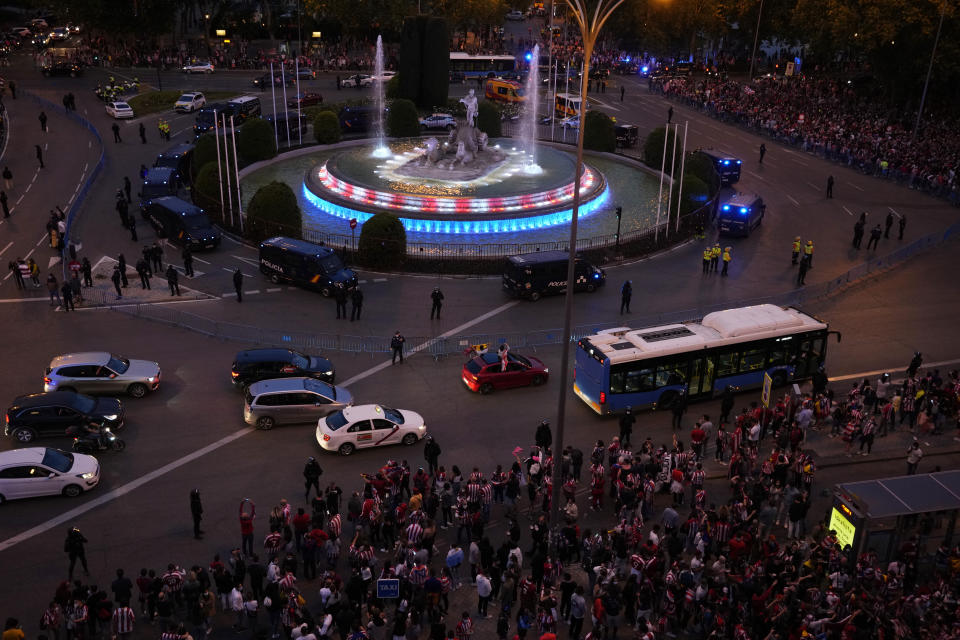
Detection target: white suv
<box><xmin>174</xmin><ymin>92</ymin><xmax>206</xmax><ymax>113</ymax></box>
<box><xmin>419</xmin><ymin>113</ymin><xmax>457</xmax><ymax>131</ymax></box>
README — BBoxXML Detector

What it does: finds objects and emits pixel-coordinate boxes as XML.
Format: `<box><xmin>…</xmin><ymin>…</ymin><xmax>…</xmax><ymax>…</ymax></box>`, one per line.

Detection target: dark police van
<box><xmin>194</xmin><ymin>97</ymin><xmax>261</xmax><ymax>138</ymax></box>
<box><xmin>503</xmin><ymin>250</ymin><xmax>606</xmax><ymax>301</ymax></box>
<box><xmin>193</xmin><ymin>102</ymin><xmax>230</xmax><ymax>137</ymax></box>
<box><xmin>698</xmin><ymin>149</ymin><xmax>742</xmax><ymax>186</ymax></box>
<box><xmin>141</xmin><ymin>196</ymin><xmax>221</xmax><ymax>249</ymax></box>
<box><xmin>338</xmin><ymin>105</ymin><xmax>377</xmax><ymax>133</ymax></box>
<box><xmin>259</xmin><ymin>236</ymin><xmax>358</xmax><ymax>296</ymax></box>
<box><xmin>154</xmin><ymin>143</ymin><xmax>195</xmax><ymax>185</ymax></box>
<box><xmin>264</xmin><ymin>111</ymin><xmax>308</xmax><ymax>140</ymax></box>
<box><xmin>138</xmin><ymin>167</ymin><xmax>178</xmax><ymax>212</ymax></box>
<box><xmin>717</xmin><ymin>193</ymin><xmax>765</xmax><ymax>237</ymax></box>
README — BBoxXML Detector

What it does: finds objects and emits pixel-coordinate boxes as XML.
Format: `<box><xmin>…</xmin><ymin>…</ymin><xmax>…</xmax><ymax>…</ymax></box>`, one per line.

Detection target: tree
<box><xmin>583</xmin><ymin>111</ymin><xmax>615</xmax><ymax>152</ymax></box>
<box><xmin>643</xmin><ymin>126</ymin><xmax>682</xmax><ymax>173</ymax></box>
<box><xmin>237</xmin><ymin>118</ymin><xmax>277</xmax><ymax>163</ymax></box>
<box><xmin>387</xmin><ymin>99</ymin><xmax>420</xmax><ymax>137</ymax></box>
<box><xmin>358</xmin><ymin>212</ymin><xmax>406</xmax><ymax>269</ymax></box>
<box><xmin>192</xmin><ymin>134</ymin><xmax>225</xmax><ymax>177</ymax></box>
<box><xmin>673</xmin><ymin>174</ymin><xmax>710</xmax><ymax>217</ymax></box>
<box><xmin>191</xmin><ymin>162</ymin><xmax>223</xmax><ymax>223</ymax></box>
<box><xmin>397</xmin><ymin>16</ymin><xmax>450</xmax><ymax>108</ymax></box>
<box><xmin>685</xmin><ymin>151</ymin><xmax>721</xmax><ymax>196</ymax></box>
<box><xmin>398</xmin><ymin>16</ymin><xmax>423</xmax><ymax>103</ymax></box>
<box><xmin>246</xmin><ymin>181</ymin><xmax>302</xmax><ymax>242</ymax></box>
<box><xmin>314</xmin><ymin>111</ymin><xmax>342</xmax><ymax>144</ymax></box>
<box><xmin>476</xmin><ymin>101</ymin><xmax>501</xmax><ymax>138</ymax></box>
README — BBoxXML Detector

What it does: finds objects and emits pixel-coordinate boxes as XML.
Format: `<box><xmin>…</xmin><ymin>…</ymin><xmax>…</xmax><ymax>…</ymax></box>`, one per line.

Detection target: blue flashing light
<box><xmin>722</xmin><ymin>160</ymin><xmax>730</xmax><ymax>165</ymax></box>
<box><xmin>736</xmin><ymin>160</ymin><xmax>742</xmax><ymax>164</ymax></box>
<box><xmin>301</xmin><ymin>183</ymin><xmax>610</xmax><ymax>236</ymax></box>
<box><xmin>624</xmin><ymin>56</ymin><xmax>631</xmax><ymax>62</ymax></box>
<box><xmin>641</xmin><ymin>65</ymin><xmax>649</xmax><ymax>73</ymax></box>
<box><xmin>739</xmin><ymin>207</ymin><xmax>748</xmax><ymax>214</ymax></box>
<box><xmin>593</xmin><ymin>272</ymin><xmax>600</xmax><ymax>279</ymax></box>
<box><xmin>524</xmin><ymin>52</ymin><xmax>533</xmax><ymax>62</ymax></box>
<box><xmin>721</xmin><ymin>204</ymin><xmax>730</xmax><ymax>211</ymax></box>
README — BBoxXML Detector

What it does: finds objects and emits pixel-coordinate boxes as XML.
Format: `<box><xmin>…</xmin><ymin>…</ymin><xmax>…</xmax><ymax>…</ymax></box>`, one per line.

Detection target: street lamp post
<box><xmin>913</xmin><ymin>2</ymin><xmax>946</xmax><ymax>143</ymax></box>
<box><xmin>549</xmin><ymin>0</ymin><xmax>626</xmax><ymax>536</ymax></box>
<box><xmin>747</xmin><ymin>0</ymin><xmax>764</xmax><ymax>81</ymax></box>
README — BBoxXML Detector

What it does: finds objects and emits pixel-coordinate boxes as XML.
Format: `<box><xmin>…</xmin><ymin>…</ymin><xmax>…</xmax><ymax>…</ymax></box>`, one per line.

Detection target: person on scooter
<box><xmin>82</xmin><ymin>420</ymin><xmax>108</xmax><ymax>450</ymax></box>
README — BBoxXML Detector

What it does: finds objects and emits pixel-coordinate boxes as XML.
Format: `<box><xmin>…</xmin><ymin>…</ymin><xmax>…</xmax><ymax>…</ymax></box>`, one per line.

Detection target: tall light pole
<box><xmin>747</xmin><ymin>0</ymin><xmax>764</xmax><ymax>81</ymax></box>
<box><xmin>913</xmin><ymin>2</ymin><xmax>946</xmax><ymax>142</ymax></box>
<box><xmin>549</xmin><ymin>0</ymin><xmax>626</xmax><ymax>535</ymax></box>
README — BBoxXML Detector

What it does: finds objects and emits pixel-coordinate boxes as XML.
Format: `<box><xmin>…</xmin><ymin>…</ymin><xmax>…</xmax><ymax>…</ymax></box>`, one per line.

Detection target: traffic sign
<box><xmin>376</xmin><ymin>578</ymin><xmax>400</xmax><ymax>599</ymax></box>
<box><xmin>761</xmin><ymin>372</ymin><xmax>772</xmax><ymax>408</ymax></box>
<box><xmin>349</xmin><ymin>218</ymin><xmax>358</xmax><ymax>229</ymax></box>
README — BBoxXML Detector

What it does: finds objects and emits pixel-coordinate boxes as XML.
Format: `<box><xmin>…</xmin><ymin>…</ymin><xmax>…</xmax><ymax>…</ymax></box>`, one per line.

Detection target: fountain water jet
<box><xmin>370</xmin><ymin>35</ymin><xmax>391</xmax><ymax>159</ymax></box>
<box><xmin>519</xmin><ymin>44</ymin><xmax>543</xmax><ymax>175</ymax></box>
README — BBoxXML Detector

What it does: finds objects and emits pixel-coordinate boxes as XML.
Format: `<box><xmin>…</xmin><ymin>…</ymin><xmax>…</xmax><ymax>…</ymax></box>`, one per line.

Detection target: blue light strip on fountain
<box><xmin>302</xmin><ymin>183</ymin><xmax>610</xmax><ymax>235</ymax></box>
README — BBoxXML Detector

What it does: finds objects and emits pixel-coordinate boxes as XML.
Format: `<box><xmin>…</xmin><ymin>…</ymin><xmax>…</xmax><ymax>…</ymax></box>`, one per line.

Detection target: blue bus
<box><xmin>449</xmin><ymin>53</ymin><xmax>517</xmax><ymax>78</ymax></box>
<box><xmin>573</xmin><ymin>304</ymin><xmax>834</xmax><ymax>415</ymax></box>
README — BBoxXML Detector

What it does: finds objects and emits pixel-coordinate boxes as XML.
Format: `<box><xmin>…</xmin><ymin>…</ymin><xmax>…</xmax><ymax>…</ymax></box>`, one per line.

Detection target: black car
<box><xmin>615</xmin><ymin>124</ymin><xmax>639</xmax><ymax>148</ymax></box>
<box><xmin>253</xmin><ymin>73</ymin><xmax>294</xmax><ymax>88</ymax></box>
<box><xmin>231</xmin><ymin>349</ymin><xmax>335</xmax><ymax>388</ymax></box>
<box><xmin>5</xmin><ymin>391</ymin><xmax>124</xmax><ymax>444</ymax></box>
<box><xmin>41</xmin><ymin>60</ymin><xmax>82</xmax><ymax>77</ymax></box>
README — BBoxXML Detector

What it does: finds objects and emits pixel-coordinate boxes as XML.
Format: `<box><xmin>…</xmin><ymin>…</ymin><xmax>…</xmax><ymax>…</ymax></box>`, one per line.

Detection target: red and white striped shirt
<box><xmin>279</xmin><ymin>572</ymin><xmax>297</xmax><ymax>593</ymax></box>
<box><xmin>455</xmin><ymin>617</ymin><xmax>474</xmax><ymax>639</ymax></box>
<box><xmin>328</xmin><ymin>513</ymin><xmax>342</xmax><ymax>539</ymax></box>
<box><xmin>111</xmin><ymin>606</ymin><xmax>135</xmax><ymax>635</ymax></box>
<box><xmin>691</xmin><ymin>469</ymin><xmax>705</xmax><ymax>487</ymax></box>
<box><xmin>161</xmin><ymin>569</ymin><xmax>184</xmax><ymax>592</ymax></box>
<box><xmin>409</xmin><ymin>564</ymin><xmax>428</xmax><ymax>585</ymax></box>
<box><xmin>406</xmin><ymin>522</ymin><xmax>424</xmax><ymax>544</ymax></box>
<box><xmin>264</xmin><ymin>532</ymin><xmax>283</xmax><ymax>554</ymax></box>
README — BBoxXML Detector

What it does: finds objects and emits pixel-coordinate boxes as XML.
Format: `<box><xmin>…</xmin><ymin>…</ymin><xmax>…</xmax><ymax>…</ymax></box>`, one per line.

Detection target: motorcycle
<box><xmin>66</xmin><ymin>424</ymin><xmax>126</xmax><ymax>453</ymax></box>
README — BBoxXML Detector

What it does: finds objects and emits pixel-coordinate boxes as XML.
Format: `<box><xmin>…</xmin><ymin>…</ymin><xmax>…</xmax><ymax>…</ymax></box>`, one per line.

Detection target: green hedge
<box><xmin>686</xmin><ymin>151</ymin><xmax>721</xmax><ymax>196</ymax></box>
<box><xmin>387</xmin><ymin>98</ymin><xmax>420</xmax><ymax>137</ymax></box>
<box><xmin>643</xmin><ymin>126</ymin><xmax>681</xmax><ymax>173</ymax></box>
<box><xmin>583</xmin><ymin>111</ymin><xmax>615</xmax><ymax>152</ymax></box>
<box><xmin>237</xmin><ymin>117</ymin><xmax>277</xmax><ymax>163</ymax></box>
<box><xmin>247</xmin><ymin>181</ymin><xmax>301</xmax><ymax>242</ymax></box>
<box><xmin>359</xmin><ymin>213</ymin><xmax>406</xmax><ymax>269</ymax></box>
<box><xmin>673</xmin><ymin>174</ymin><xmax>710</xmax><ymax>217</ymax></box>
<box><xmin>477</xmin><ymin>101</ymin><xmax>501</xmax><ymax>138</ymax></box>
<box><xmin>192</xmin><ymin>162</ymin><xmax>222</xmax><ymax>222</ymax></box>
<box><xmin>313</xmin><ymin>111</ymin><xmax>342</xmax><ymax>144</ymax></box>
<box><xmin>192</xmin><ymin>134</ymin><xmax>224</xmax><ymax>176</ymax></box>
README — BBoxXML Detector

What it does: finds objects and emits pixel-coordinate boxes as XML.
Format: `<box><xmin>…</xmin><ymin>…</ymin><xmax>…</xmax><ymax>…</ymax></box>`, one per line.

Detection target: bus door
<box><xmin>687</xmin><ymin>354</ymin><xmax>716</xmax><ymax>400</ymax></box>
<box><xmin>794</xmin><ymin>335</ymin><xmax>825</xmax><ymax>378</ymax></box>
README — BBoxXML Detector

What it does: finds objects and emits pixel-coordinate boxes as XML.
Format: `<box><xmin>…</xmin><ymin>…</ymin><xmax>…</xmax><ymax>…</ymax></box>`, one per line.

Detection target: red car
<box><xmin>288</xmin><ymin>92</ymin><xmax>323</xmax><ymax>108</ymax></box>
<box><xmin>462</xmin><ymin>352</ymin><xmax>548</xmax><ymax>394</ymax></box>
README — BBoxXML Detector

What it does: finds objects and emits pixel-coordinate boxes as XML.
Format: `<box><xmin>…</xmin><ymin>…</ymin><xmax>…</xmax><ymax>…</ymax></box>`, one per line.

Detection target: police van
<box><xmin>503</xmin><ymin>250</ymin><xmax>606</xmax><ymax>301</ymax></box>
<box><xmin>259</xmin><ymin>237</ymin><xmax>358</xmax><ymax>296</ymax></box>
<box><xmin>141</xmin><ymin>196</ymin><xmax>221</xmax><ymax>249</ymax></box>
<box><xmin>698</xmin><ymin>149</ymin><xmax>742</xmax><ymax>186</ymax></box>
<box><xmin>717</xmin><ymin>193</ymin><xmax>765</xmax><ymax>237</ymax></box>
<box><xmin>154</xmin><ymin>143</ymin><xmax>195</xmax><ymax>185</ymax></box>
<box><xmin>138</xmin><ymin>167</ymin><xmax>178</xmax><ymax>211</ymax></box>
<box><xmin>227</xmin><ymin>95</ymin><xmax>261</xmax><ymax>121</ymax></box>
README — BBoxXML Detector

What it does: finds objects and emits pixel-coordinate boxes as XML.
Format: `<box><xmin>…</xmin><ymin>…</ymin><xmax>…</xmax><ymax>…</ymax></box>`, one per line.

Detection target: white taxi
<box><xmin>315</xmin><ymin>404</ymin><xmax>426</xmax><ymax>456</ymax></box>
<box><xmin>0</xmin><ymin>447</ymin><xmax>99</xmax><ymax>503</ymax></box>
<box><xmin>105</xmin><ymin>101</ymin><xmax>134</xmax><ymax>119</ymax></box>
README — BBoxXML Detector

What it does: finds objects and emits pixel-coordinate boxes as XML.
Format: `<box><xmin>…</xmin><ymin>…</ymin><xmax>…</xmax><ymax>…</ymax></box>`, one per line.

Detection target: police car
<box><xmin>315</xmin><ymin>405</ymin><xmax>427</xmax><ymax>456</ymax></box>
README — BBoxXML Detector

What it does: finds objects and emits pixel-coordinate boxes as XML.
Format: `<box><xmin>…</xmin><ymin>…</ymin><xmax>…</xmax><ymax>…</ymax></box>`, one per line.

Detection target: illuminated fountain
<box><xmin>519</xmin><ymin>44</ymin><xmax>543</xmax><ymax>175</ymax></box>
<box><xmin>370</xmin><ymin>35</ymin><xmax>390</xmax><ymax>159</ymax></box>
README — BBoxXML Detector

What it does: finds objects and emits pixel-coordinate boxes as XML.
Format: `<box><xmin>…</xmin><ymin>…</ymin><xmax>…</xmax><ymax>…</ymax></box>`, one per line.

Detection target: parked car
<box><xmin>506</xmin><ymin>10</ymin><xmax>525</xmax><ymax>20</ymax></box>
<box><xmin>559</xmin><ymin>115</ymin><xmax>580</xmax><ymax>129</ymax></box>
<box><xmin>243</xmin><ymin>377</ymin><xmax>353</xmax><ymax>430</ymax></box>
<box><xmin>174</xmin><ymin>92</ymin><xmax>206</xmax><ymax>113</ymax></box>
<box><xmin>182</xmin><ymin>61</ymin><xmax>214</xmax><ymax>74</ymax></box>
<box><xmin>419</xmin><ymin>113</ymin><xmax>457</xmax><ymax>131</ymax></box>
<box><xmin>6</xmin><ymin>391</ymin><xmax>124</xmax><ymax>443</ymax></box>
<box><xmin>287</xmin><ymin>92</ymin><xmax>324</xmax><ymax>109</ymax></box>
<box><xmin>41</xmin><ymin>60</ymin><xmax>82</xmax><ymax>77</ymax></box>
<box><xmin>231</xmin><ymin>348</ymin><xmax>335</xmax><ymax>388</ymax></box>
<box><xmin>371</xmin><ymin>71</ymin><xmax>396</xmax><ymax>83</ymax></box>
<box><xmin>0</xmin><ymin>447</ymin><xmax>100</xmax><ymax>502</ymax></box>
<box><xmin>315</xmin><ymin>405</ymin><xmax>426</xmax><ymax>456</ymax></box>
<box><xmin>253</xmin><ymin>74</ymin><xmax>294</xmax><ymax>88</ymax></box>
<box><xmin>11</xmin><ymin>27</ymin><xmax>33</xmax><ymax>38</ymax></box>
<box><xmin>462</xmin><ymin>352</ymin><xmax>549</xmax><ymax>394</ymax></box>
<box><xmin>105</xmin><ymin>101</ymin><xmax>134</xmax><ymax>119</ymax></box>
<box><xmin>44</xmin><ymin>352</ymin><xmax>161</xmax><ymax>398</ymax></box>
<box><xmin>341</xmin><ymin>74</ymin><xmax>373</xmax><ymax>88</ymax></box>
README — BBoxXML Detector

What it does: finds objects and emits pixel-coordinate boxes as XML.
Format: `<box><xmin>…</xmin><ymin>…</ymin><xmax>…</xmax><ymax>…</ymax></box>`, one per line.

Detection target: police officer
<box><xmin>702</xmin><ymin>246</ymin><xmax>711</xmax><ymax>274</ymax></box>
<box><xmin>182</xmin><ymin>246</ymin><xmax>194</xmax><ymax>277</ymax></box>
<box><xmin>620</xmin><ymin>280</ymin><xmax>632</xmax><ymax>314</ymax></box>
<box><xmin>884</xmin><ymin>211</ymin><xmax>894</xmax><ymax>238</ymax></box>
<box><xmin>136</xmin><ymin>258</ymin><xmax>151</xmax><ymax>289</ymax></box>
<box><xmin>117</xmin><ymin>253</ymin><xmax>129</xmax><ymax>287</ymax></box>
<box><xmin>334</xmin><ymin>283</ymin><xmax>348</xmax><ymax>319</ymax></box>
<box><xmin>791</xmin><ymin>236</ymin><xmax>801</xmax><ymax>265</ymax></box>
<box><xmin>233</xmin><ymin>268</ymin><xmax>243</xmax><ymax>302</ymax></box>
<box><xmin>350</xmin><ymin>287</ymin><xmax>363</xmax><ymax>321</ymax></box>
<box><xmin>190</xmin><ymin>489</ymin><xmax>204</xmax><ymax>539</ymax></box>
<box><xmin>797</xmin><ymin>254</ymin><xmax>809</xmax><ymax>286</ymax></box>
<box><xmin>711</xmin><ymin>243</ymin><xmax>721</xmax><ymax>272</ymax></box>
<box><xmin>303</xmin><ymin>457</ymin><xmax>323</xmax><ymax>500</ymax></box>
<box><xmin>430</xmin><ymin>286</ymin><xmax>444</xmax><ymax>319</ymax></box>
<box><xmin>111</xmin><ymin>265</ymin><xmax>123</xmax><ymax>299</ymax></box>
<box><xmin>128</xmin><ymin>215</ymin><xmax>137</xmax><ymax>242</ymax></box>
<box><xmin>64</xmin><ymin>527</ymin><xmax>89</xmax><ymax>579</ymax></box>
<box><xmin>166</xmin><ymin>265</ymin><xmax>180</xmax><ymax>296</ymax></box>
<box><xmin>619</xmin><ymin>407</ymin><xmax>635</xmax><ymax>446</ymax></box>
<box><xmin>803</xmin><ymin>240</ymin><xmax>814</xmax><ymax>267</ymax></box>
<box><xmin>391</xmin><ymin>330</ymin><xmax>406</xmax><ymax>364</ymax></box>
<box><xmin>721</xmin><ymin>246</ymin><xmax>731</xmax><ymax>276</ymax></box>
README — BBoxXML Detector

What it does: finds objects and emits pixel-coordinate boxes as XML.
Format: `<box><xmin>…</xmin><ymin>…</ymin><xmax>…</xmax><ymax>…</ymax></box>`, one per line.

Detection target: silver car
<box><xmin>244</xmin><ymin>377</ymin><xmax>353</xmax><ymax>430</ymax></box>
<box><xmin>44</xmin><ymin>352</ymin><xmax>161</xmax><ymax>399</ymax></box>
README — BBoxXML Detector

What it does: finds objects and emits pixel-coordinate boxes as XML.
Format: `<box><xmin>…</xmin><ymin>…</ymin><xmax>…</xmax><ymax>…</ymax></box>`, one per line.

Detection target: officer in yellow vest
<box><xmin>710</xmin><ymin>242</ymin><xmax>721</xmax><ymax>272</ymax></box>
<box><xmin>721</xmin><ymin>246</ymin><xmax>731</xmax><ymax>276</ymax></box>
<box><xmin>803</xmin><ymin>240</ymin><xmax>814</xmax><ymax>267</ymax></box>
<box><xmin>702</xmin><ymin>246</ymin><xmax>712</xmax><ymax>274</ymax></box>
<box><xmin>791</xmin><ymin>236</ymin><xmax>801</xmax><ymax>265</ymax></box>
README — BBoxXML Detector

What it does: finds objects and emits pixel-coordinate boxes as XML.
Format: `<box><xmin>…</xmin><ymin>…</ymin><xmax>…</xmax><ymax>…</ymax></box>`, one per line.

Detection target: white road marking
<box><xmin>0</xmin><ymin>427</ymin><xmax>254</xmax><ymax>553</ymax></box>
<box><xmin>83</xmin><ymin>162</ymin><xmax>89</xmax><ymax>171</ymax></box>
<box><xmin>36</xmin><ymin>233</ymin><xmax>48</xmax><ymax>246</ymax></box>
<box><xmin>44</xmin><ymin>143</ymin><xmax>48</xmax><ymax>151</ymax></box>
<box><xmin>88</xmin><ymin>140</ymin><xmax>91</xmax><ymax>148</ymax></box>
<box><xmin>340</xmin><ymin>299</ymin><xmax>521</xmax><ymax>387</ymax></box>
<box><xmin>221</xmin><ymin>293</ymin><xmax>232</xmax><ymax>298</ymax></box>
<box><xmin>232</xmin><ymin>255</ymin><xmax>260</xmax><ymax>266</ymax></box>
<box><xmin>889</xmin><ymin>207</ymin><xmax>902</xmax><ymax>218</ymax></box>
<box><xmin>223</xmin><ymin>267</ymin><xmax>254</xmax><ymax>278</ymax></box>
<box><xmin>786</xmin><ymin>195</ymin><xmax>800</xmax><ymax>207</ymax></box>
<box><xmin>842</xmin><ymin>206</ymin><xmax>854</xmax><ymax>216</ymax></box>
<box><xmin>23</xmin><ymin>183</ymin><xmax>31</xmax><ymax>193</ymax></box>
<box><xmin>191</xmin><ymin>256</ymin><xmax>211</xmax><ymax>265</ymax></box>
<box><xmin>805</xmin><ymin>181</ymin><xmax>820</xmax><ymax>191</ymax></box>
<box><xmin>245</xmin><ymin>289</ymin><xmax>260</xmax><ymax>295</ymax></box>
<box><xmin>846</xmin><ymin>181</ymin><xmax>865</xmax><ymax>191</ymax></box>
<box><xmin>373</xmin><ymin>278</ymin><xmax>387</xmax><ymax>282</ymax></box>
<box><xmin>24</xmin><ymin>248</ymin><xmax>34</xmax><ymax>259</ymax></box>
<box><xmin>829</xmin><ymin>358</ymin><xmax>960</xmax><ymax>383</ymax></box>
<box><xmin>48</xmin><ymin>256</ymin><xmax>61</xmax><ymax>268</ymax></box>
<box><xmin>0</xmin><ymin>241</ymin><xmax>11</xmax><ymax>258</ymax></box>
<box><xmin>266</xmin><ymin>287</ymin><xmax>281</xmax><ymax>292</ymax></box>
<box><xmin>745</xmin><ymin>170</ymin><xmax>768</xmax><ymax>182</ymax></box>
<box><xmin>15</xmin><ymin>195</ymin><xmax>24</xmax><ymax>204</ymax></box>
<box><xmin>358</xmin><ymin>280</ymin><xmax>367</xmax><ymax>284</ymax></box>
<box><xmin>790</xmin><ymin>157</ymin><xmax>809</xmax><ymax>166</ymax></box>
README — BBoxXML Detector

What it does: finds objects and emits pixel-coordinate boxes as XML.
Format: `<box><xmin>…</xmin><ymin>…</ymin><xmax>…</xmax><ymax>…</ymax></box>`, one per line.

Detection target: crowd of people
<box><xmin>654</xmin><ymin>74</ymin><xmax>960</xmax><ymax>204</ymax></box>
<box><xmin>9</xmin><ymin>366</ymin><xmax>960</xmax><ymax>640</ymax></box>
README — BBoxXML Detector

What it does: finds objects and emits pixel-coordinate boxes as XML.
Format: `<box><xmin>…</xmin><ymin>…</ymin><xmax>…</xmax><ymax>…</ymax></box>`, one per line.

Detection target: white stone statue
<box><xmin>460</xmin><ymin>89</ymin><xmax>478</xmax><ymax>128</ymax></box>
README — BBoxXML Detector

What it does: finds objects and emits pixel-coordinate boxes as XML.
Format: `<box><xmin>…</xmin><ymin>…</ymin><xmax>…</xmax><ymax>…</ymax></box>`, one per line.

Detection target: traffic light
<box><xmin>615</xmin><ymin>206</ymin><xmax>622</xmax><ymax>219</ymax></box>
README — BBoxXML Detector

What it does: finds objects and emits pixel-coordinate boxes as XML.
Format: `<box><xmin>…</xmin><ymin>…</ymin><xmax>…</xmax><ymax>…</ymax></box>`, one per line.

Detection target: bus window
<box><xmin>622</xmin><ymin>367</ymin><xmax>655</xmax><ymax>393</ymax></box>
<box><xmin>739</xmin><ymin>348</ymin><xmax>766</xmax><ymax>373</ymax></box>
<box><xmin>717</xmin><ymin>351</ymin><xmax>739</xmax><ymax>377</ymax></box>
<box><xmin>655</xmin><ymin>362</ymin><xmax>686</xmax><ymax>388</ymax></box>
<box><xmin>767</xmin><ymin>348</ymin><xmax>786</xmax><ymax>367</ymax></box>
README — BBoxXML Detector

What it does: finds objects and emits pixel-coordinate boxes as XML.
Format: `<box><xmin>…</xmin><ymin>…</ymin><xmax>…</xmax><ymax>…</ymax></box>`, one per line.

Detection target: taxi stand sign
<box><xmin>376</xmin><ymin>578</ymin><xmax>400</xmax><ymax>599</ymax></box>
<box><xmin>830</xmin><ymin>493</ymin><xmax>865</xmax><ymax>557</ymax></box>
<box><xmin>761</xmin><ymin>372</ymin><xmax>772</xmax><ymax>408</ymax></box>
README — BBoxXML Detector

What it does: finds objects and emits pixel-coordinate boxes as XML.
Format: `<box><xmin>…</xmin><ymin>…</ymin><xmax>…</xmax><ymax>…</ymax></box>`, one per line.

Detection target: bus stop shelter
<box><xmin>832</xmin><ymin>470</ymin><xmax>960</xmax><ymax>561</ymax></box>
